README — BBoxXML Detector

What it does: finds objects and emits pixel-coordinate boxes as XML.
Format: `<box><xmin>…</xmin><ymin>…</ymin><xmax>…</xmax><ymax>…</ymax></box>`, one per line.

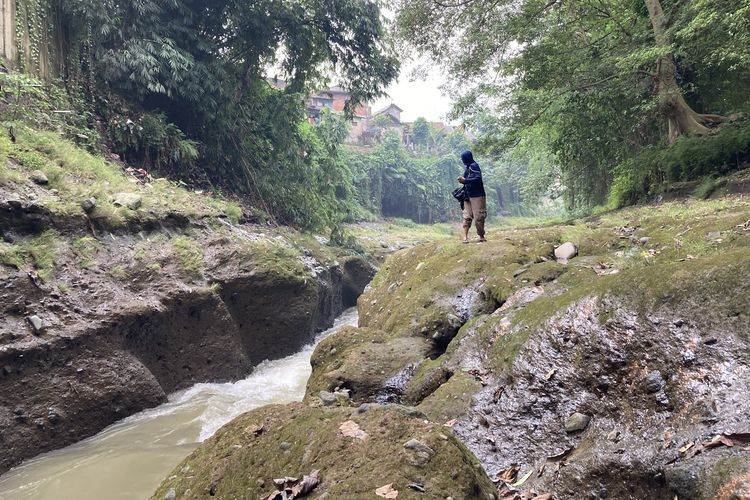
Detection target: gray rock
<box><xmin>388</xmin><ymin>282</ymin><xmax>399</xmax><ymax>294</ymax></box>
<box><xmin>643</xmin><ymin>370</ymin><xmax>665</xmax><ymax>393</ymax></box>
<box><xmin>6</xmin><ymin>194</ymin><xmax>23</xmax><ymax>209</ymax></box>
<box><xmin>30</xmin><ymin>170</ymin><xmax>49</xmax><ymax>185</ymax></box>
<box><xmin>404</xmin><ymin>437</ymin><xmax>432</xmax><ymax>455</ymax></box>
<box><xmin>279</xmin><ymin>441</ymin><xmax>291</xmax><ymax>450</ymax></box>
<box><xmin>26</xmin><ymin>315</ymin><xmax>43</xmax><ymax>334</ymax></box>
<box><xmin>164</xmin><ymin>488</ymin><xmax>176</xmax><ymax>500</ymax></box>
<box><xmin>554</xmin><ymin>242</ymin><xmax>578</xmax><ymax>263</ymax></box>
<box><xmin>113</xmin><ymin>192</ymin><xmax>142</xmax><ymax>210</ymax></box>
<box><xmin>607</xmin><ymin>430</ymin><xmax>620</xmax><ymax>442</ymax></box>
<box><xmin>446</xmin><ymin>313</ymin><xmax>463</xmax><ymax>329</ymax></box>
<box><xmin>319</xmin><ymin>390</ymin><xmax>337</xmax><ymax>406</ymax></box>
<box><xmin>638</xmin><ymin>236</ymin><xmax>651</xmax><ymax>245</ymax></box>
<box><xmin>351</xmin><ymin>402</ymin><xmax>382</xmax><ymax>416</ymax></box>
<box><xmin>564</xmin><ymin>412</ymin><xmax>591</xmax><ymax>433</ymax></box>
<box><xmin>47</xmin><ymin>408</ymin><xmax>62</xmax><ymax>424</ymax></box>
<box><xmin>404</xmin><ymin>438</ymin><xmax>435</xmax><ymax>458</ymax></box>
<box><xmin>80</xmin><ymin>197</ymin><xmax>97</xmax><ymax>213</ymax></box>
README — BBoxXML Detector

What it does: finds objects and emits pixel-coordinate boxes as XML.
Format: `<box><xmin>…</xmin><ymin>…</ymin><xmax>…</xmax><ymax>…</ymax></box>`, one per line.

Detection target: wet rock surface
<box><xmin>296</xmin><ymin>197</ymin><xmax>750</xmax><ymax>499</ymax></box>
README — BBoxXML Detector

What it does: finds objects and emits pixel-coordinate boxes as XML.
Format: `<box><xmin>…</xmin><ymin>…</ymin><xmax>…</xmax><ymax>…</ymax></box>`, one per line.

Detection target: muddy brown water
<box><xmin>0</xmin><ymin>308</ymin><xmax>358</xmax><ymax>500</ymax></box>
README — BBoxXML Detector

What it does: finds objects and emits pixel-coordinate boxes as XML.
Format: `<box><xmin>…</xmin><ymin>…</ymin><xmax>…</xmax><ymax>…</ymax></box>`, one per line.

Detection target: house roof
<box><xmin>373</xmin><ymin>103</ymin><xmax>404</xmax><ymax>116</ymax></box>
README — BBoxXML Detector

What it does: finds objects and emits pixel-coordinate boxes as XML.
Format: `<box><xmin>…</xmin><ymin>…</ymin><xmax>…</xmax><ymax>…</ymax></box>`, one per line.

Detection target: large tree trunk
<box><xmin>644</xmin><ymin>0</ymin><xmax>725</xmax><ymax>143</ymax></box>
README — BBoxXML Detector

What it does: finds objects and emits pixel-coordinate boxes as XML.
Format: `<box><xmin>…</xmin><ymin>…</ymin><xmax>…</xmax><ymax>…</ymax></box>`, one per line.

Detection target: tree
<box><xmin>412</xmin><ymin>117</ymin><xmax>430</xmax><ymax>148</ymax></box>
<box><xmin>58</xmin><ymin>0</ymin><xmax>399</xmax><ymax>229</ymax></box>
<box><xmin>395</xmin><ymin>0</ymin><xmax>750</xmax><ymax>206</ymax></box>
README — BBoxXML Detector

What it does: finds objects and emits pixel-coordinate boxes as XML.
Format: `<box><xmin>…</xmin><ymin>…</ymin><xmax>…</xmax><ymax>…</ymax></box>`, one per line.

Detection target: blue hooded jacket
<box><xmin>461</xmin><ymin>150</ymin><xmax>486</xmax><ymax>198</ymax></box>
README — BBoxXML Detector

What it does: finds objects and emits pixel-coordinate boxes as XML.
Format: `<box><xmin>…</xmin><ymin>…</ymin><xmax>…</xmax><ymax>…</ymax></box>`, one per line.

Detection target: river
<box><xmin>0</xmin><ymin>308</ymin><xmax>358</xmax><ymax>500</ymax></box>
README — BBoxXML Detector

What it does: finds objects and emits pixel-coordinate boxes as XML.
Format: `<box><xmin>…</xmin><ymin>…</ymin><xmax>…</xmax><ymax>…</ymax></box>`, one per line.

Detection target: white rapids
<box><xmin>0</xmin><ymin>308</ymin><xmax>358</xmax><ymax>500</ymax></box>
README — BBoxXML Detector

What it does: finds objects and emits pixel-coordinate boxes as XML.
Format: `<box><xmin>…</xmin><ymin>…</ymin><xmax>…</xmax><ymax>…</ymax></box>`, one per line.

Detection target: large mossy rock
<box><xmin>306</xmin><ymin>326</ymin><xmax>432</xmax><ymax>401</ymax></box>
<box><xmin>151</xmin><ymin>403</ymin><xmax>497</xmax><ymax>499</ymax></box>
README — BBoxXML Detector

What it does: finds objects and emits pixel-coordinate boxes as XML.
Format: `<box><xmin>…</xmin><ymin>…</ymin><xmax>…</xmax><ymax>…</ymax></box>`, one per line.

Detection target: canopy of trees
<box><xmin>52</xmin><ymin>0</ymin><xmax>398</xmax><ymax>229</ymax></box>
<box><xmin>395</xmin><ymin>0</ymin><xmax>750</xmax><ymax>208</ymax></box>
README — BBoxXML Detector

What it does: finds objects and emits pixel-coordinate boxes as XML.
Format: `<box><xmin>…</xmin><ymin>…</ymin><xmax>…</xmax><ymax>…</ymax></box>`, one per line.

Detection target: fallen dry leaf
<box><xmin>494</xmin><ymin>465</ymin><xmax>520</xmax><ymax>483</ymax></box>
<box><xmin>545</xmin><ymin>368</ymin><xmax>557</xmax><ymax>381</ymax></box>
<box><xmin>375</xmin><ymin>483</ymin><xmax>399</xmax><ymax>498</ymax></box>
<box><xmin>511</xmin><ymin>470</ymin><xmax>533</xmax><ymax>488</ymax></box>
<box><xmin>339</xmin><ymin>420</ymin><xmax>368</xmax><ymax>440</ymax></box>
<box><xmin>245</xmin><ymin>424</ymin><xmax>265</xmax><ymax>437</ymax></box>
<box><xmin>443</xmin><ymin>419</ymin><xmax>457</xmax><ymax>427</ymax></box>
<box><xmin>678</xmin><ymin>442</ymin><xmax>694</xmax><ymax>453</ymax></box>
<box><xmin>547</xmin><ymin>446</ymin><xmax>575</xmax><ymax>463</ymax></box>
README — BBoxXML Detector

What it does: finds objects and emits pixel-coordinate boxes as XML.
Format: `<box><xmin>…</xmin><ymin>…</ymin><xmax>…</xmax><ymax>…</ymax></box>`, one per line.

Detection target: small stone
<box><xmin>279</xmin><ymin>441</ymin><xmax>291</xmax><ymax>450</ymax></box>
<box><xmin>643</xmin><ymin>370</ymin><xmax>665</xmax><ymax>393</ymax></box>
<box><xmin>513</xmin><ymin>267</ymin><xmax>528</xmax><ymax>278</ymax></box>
<box><xmin>607</xmin><ymin>430</ymin><xmax>620</xmax><ymax>442</ymax></box>
<box><xmin>682</xmin><ymin>350</ymin><xmax>696</xmax><ymax>365</ymax></box>
<box><xmin>446</xmin><ymin>313</ymin><xmax>462</xmax><ymax>329</ymax></box>
<box><xmin>673</xmin><ymin>318</ymin><xmax>685</xmax><ymax>327</ymax></box>
<box><xmin>416</xmin><ymin>262</ymin><xmax>425</xmax><ymax>271</ymax></box>
<box><xmin>113</xmin><ymin>192</ymin><xmax>142</xmax><ymax>210</ymax></box>
<box><xmin>30</xmin><ymin>170</ymin><xmax>49</xmax><ymax>185</ymax></box>
<box><xmin>47</xmin><ymin>408</ymin><xmax>62</xmax><ymax>424</ymax></box>
<box><xmin>564</xmin><ymin>412</ymin><xmax>591</xmax><ymax>433</ymax></box>
<box><xmin>80</xmin><ymin>198</ymin><xmax>97</xmax><ymax>213</ymax></box>
<box><xmin>638</xmin><ymin>236</ymin><xmax>651</xmax><ymax>245</ymax></box>
<box><xmin>163</xmin><ymin>488</ymin><xmax>176</xmax><ymax>500</ymax></box>
<box><xmin>319</xmin><ymin>390</ymin><xmax>337</xmax><ymax>406</ymax></box>
<box><xmin>26</xmin><ymin>315</ymin><xmax>43</xmax><ymax>334</ymax></box>
<box><xmin>404</xmin><ymin>438</ymin><xmax>435</xmax><ymax>456</ymax></box>
<box><xmin>6</xmin><ymin>194</ymin><xmax>23</xmax><ymax>209</ymax></box>
<box><xmin>387</xmin><ymin>282</ymin><xmax>398</xmax><ymax>294</ymax></box>
<box><xmin>554</xmin><ymin>242</ymin><xmax>578</xmax><ymax>264</ymax></box>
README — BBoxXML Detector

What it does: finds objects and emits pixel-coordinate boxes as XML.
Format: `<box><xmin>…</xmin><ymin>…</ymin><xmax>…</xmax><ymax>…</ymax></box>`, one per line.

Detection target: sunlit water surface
<box><xmin>0</xmin><ymin>308</ymin><xmax>358</xmax><ymax>500</ymax></box>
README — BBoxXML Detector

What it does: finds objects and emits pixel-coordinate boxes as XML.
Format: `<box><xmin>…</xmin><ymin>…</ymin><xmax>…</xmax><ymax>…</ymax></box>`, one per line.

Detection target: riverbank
<box><xmin>0</xmin><ymin>128</ymin><xmax>382</xmax><ymax>473</ymax></box>
<box><xmin>0</xmin><ymin>309</ymin><xmax>358</xmax><ymax>499</ymax></box>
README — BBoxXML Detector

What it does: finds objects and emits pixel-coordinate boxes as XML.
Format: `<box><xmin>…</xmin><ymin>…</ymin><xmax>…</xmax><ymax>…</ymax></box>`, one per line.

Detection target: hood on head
<box><xmin>461</xmin><ymin>150</ymin><xmax>474</xmax><ymax>166</ymax></box>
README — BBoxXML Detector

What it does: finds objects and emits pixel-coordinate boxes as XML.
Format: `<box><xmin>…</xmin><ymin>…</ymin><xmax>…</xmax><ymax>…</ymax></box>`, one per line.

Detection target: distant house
<box><xmin>372</xmin><ymin>103</ymin><xmax>403</xmax><ymax>126</ymax></box>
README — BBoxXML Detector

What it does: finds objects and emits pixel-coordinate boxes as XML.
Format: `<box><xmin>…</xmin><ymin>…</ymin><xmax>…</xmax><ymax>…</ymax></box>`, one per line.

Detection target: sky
<box><xmin>371</xmin><ymin>60</ymin><xmax>455</xmax><ymax>124</ymax></box>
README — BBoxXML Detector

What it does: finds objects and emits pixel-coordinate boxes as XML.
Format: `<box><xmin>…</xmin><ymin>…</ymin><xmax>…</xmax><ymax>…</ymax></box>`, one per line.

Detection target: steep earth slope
<box><xmin>0</xmin><ymin>128</ymin><xmax>374</xmax><ymax>473</ymax></box>
<box><xmin>157</xmin><ymin>191</ymin><xmax>750</xmax><ymax>499</ymax></box>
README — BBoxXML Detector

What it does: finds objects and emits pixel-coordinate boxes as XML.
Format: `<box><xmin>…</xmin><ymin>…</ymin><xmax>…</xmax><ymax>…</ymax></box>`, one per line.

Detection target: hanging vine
<box><xmin>14</xmin><ymin>0</ymin><xmax>25</xmax><ymax>71</ymax></box>
<box><xmin>27</xmin><ymin>0</ymin><xmax>42</xmax><ymax>72</ymax></box>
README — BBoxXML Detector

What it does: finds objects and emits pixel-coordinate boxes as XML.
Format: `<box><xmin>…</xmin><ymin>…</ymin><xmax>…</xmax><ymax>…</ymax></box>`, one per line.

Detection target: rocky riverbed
<box><xmin>155</xmin><ymin>194</ymin><xmax>750</xmax><ymax>499</ymax></box>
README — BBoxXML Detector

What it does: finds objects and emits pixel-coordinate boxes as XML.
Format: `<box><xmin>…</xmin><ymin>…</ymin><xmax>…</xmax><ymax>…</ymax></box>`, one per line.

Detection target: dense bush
<box><xmin>608</xmin><ymin>120</ymin><xmax>750</xmax><ymax>208</ymax></box>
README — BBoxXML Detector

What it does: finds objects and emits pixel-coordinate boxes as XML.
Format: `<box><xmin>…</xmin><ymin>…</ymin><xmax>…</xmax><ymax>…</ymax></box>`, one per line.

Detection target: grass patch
<box><xmin>0</xmin><ymin>230</ymin><xmax>59</xmax><ymax>280</ymax></box>
<box><xmin>72</xmin><ymin>236</ymin><xmax>98</xmax><ymax>268</ymax></box>
<box><xmin>172</xmin><ymin>235</ymin><xmax>204</xmax><ymax>281</ymax></box>
<box><xmin>109</xmin><ymin>265</ymin><xmax>128</xmax><ymax>280</ymax></box>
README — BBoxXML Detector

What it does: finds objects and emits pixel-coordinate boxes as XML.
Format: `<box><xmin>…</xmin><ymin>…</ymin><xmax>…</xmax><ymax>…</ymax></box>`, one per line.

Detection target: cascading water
<box><xmin>0</xmin><ymin>308</ymin><xmax>358</xmax><ymax>500</ymax></box>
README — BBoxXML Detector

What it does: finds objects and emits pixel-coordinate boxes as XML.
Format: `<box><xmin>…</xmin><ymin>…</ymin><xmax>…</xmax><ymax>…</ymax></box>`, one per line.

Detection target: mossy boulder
<box><xmin>306</xmin><ymin>326</ymin><xmax>432</xmax><ymax>401</ymax></box>
<box><xmin>151</xmin><ymin>403</ymin><xmax>497</xmax><ymax>499</ymax></box>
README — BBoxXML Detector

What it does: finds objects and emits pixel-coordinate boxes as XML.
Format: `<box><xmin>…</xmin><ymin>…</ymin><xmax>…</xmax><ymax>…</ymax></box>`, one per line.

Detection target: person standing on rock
<box><xmin>458</xmin><ymin>150</ymin><xmax>487</xmax><ymax>243</ymax></box>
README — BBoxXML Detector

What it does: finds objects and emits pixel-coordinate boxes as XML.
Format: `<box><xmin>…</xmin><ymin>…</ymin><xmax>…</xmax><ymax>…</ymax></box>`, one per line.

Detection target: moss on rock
<box><xmin>151</xmin><ymin>403</ymin><xmax>497</xmax><ymax>499</ymax></box>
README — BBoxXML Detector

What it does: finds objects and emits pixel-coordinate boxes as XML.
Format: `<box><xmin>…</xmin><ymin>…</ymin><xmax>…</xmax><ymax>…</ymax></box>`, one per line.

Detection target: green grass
<box><xmin>2</xmin><ymin>124</ymin><xmax>247</xmax><ymax>226</ymax></box>
<box><xmin>72</xmin><ymin>236</ymin><xmax>98</xmax><ymax>268</ymax></box>
<box><xmin>172</xmin><ymin>236</ymin><xmax>204</xmax><ymax>281</ymax></box>
<box><xmin>0</xmin><ymin>230</ymin><xmax>59</xmax><ymax>280</ymax></box>
<box><xmin>109</xmin><ymin>265</ymin><xmax>128</xmax><ymax>280</ymax></box>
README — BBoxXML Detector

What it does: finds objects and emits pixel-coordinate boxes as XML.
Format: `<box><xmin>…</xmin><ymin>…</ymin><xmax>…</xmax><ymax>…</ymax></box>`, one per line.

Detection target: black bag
<box><xmin>452</xmin><ymin>186</ymin><xmax>467</xmax><ymax>202</ymax></box>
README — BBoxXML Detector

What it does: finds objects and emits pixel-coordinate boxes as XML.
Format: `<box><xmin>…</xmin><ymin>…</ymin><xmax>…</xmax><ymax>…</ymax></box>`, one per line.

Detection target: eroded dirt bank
<box><xmin>156</xmin><ymin>195</ymin><xmax>750</xmax><ymax>499</ymax></box>
<box><xmin>0</xmin><ymin>201</ymin><xmax>374</xmax><ymax>473</ymax></box>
